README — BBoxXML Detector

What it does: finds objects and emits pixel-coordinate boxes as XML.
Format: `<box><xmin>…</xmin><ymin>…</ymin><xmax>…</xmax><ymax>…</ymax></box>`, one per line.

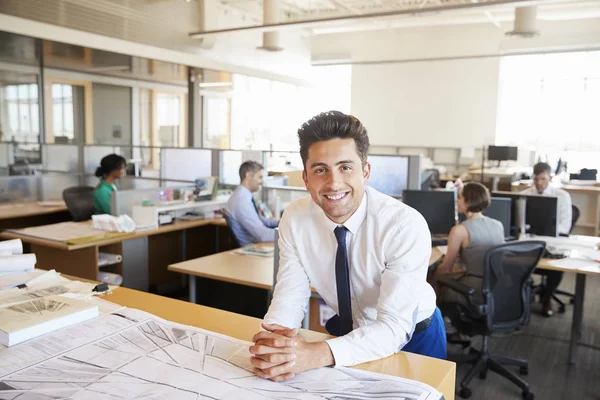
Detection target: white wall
<box><xmin>352</xmin><ymin>58</ymin><xmax>500</xmax><ymax>148</ymax></box>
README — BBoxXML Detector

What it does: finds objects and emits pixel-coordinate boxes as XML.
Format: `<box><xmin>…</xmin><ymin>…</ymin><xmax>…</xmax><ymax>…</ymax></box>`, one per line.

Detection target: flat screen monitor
<box><xmin>492</xmin><ymin>192</ymin><xmax>557</xmax><ymax>237</ymax></box>
<box><xmin>402</xmin><ymin>190</ymin><xmax>456</xmax><ymax>235</ymax></box>
<box><xmin>458</xmin><ymin>197</ymin><xmax>512</xmax><ymax>238</ymax></box>
<box><xmin>368</xmin><ymin>155</ymin><xmax>409</xmax><ymax>197</ymax></box>
<box><xmin>488</xmin><ymin>146</ymin><xmax>518</xmax><ymax>162</ymax></box>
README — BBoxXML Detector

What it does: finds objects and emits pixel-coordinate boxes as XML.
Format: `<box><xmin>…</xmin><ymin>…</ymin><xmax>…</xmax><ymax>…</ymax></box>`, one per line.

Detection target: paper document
<box><xmin>0</xmin><ymin>295</ymin><xmax>99</xmax><ymax>347</ymax></box>
<box><xmin>233</xmin><ymin>244</ymin><xmax>275</xmax><ymax>257</ymax></box>
<box><xmin>548</xmin><ymin>258</ymin><xmax>599</xmax><ymax>271</ymax></box>
<box><xmin>0</xmin><ymin>254</ymin><xmax>36</xmax><ymax>273</ymax></box>
<box><xmin>0</xmin><ymin>307</ymin><xmax>442</xmax><ymax>399</ymax></box>
<box><xmin>0</xmin><ymin>239</ymin><xmax>23</xmax><ymax>255</ymax></box>
<box><xmin>0</xmin><ymin>269</ymin><xmax>46</xmax><ymax>290</ymax></box>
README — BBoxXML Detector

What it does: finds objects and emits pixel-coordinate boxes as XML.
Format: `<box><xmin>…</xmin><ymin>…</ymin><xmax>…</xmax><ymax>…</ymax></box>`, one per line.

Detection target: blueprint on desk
<box><xmin>0</xmin><ymin>308</ymin><xmax>443</xmax><ymax>400</ymax></box>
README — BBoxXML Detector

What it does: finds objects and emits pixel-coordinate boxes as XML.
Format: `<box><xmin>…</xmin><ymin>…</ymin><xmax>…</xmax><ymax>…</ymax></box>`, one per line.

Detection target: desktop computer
<box><xmin>458</xmin><ymin>197</ymin><xmax>512</xmax><ymax>239</ymax></box>
<box><xmin>402</xmin><ymin>190</ymin><xmax>456</xmax><ymax>245</ymax></box>
<box><xmin>492</xmin><ymin>192</ymin><xmax>558</xmax><ymax>237</ymax></box>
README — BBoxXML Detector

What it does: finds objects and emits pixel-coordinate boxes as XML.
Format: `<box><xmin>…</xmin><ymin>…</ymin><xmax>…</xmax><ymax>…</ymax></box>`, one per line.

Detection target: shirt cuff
<box><xmin>325</xmin><ymin>336</ymin><xmax>353</xmax><ymax>368</ymax></box>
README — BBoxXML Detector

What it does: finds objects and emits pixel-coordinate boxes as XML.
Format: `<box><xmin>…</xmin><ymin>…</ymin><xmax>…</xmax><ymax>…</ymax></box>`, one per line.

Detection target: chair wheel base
<box><xmin>523</xmin><ymin>390</ymin><xmax>534</xmax><ymax>400</ymax></box>
<box><xmin>479</xmin><ymin>370</ymin><xmax>487</xmax><ymax>379</ymax></box>
<box><xmin>519</xmin><ymin>366</ymin><xmax>529</xmax><ymax>376</ymax></box>
<box><xmin>558</xmin><ymin>305</ymin><xmax>566</xmax><ymax>313</ymax></box>
<box><xmin>459</xmin><ymin>387</ymin><xmax>472</xmax><ymax>398</ymax></box>
<box><xmin>569</xmin><ymin>298</ymin><xmax>575</xmax><ymax>304</ymax></box>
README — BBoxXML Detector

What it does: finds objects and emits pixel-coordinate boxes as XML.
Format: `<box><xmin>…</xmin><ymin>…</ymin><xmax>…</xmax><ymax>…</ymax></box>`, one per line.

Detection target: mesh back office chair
<box><xmin>533</xmin><ymin>204</ymin><xmax>580</xmax><ymax>313</ymax></box>
<box><xmin>438</xmin><ymin>241</ymin><xmax>546</xmax><ymax>400</ymax></box>
<box><xmin>220</xmin><ymin>208</ymin><xmax>241</xmax><ymax>248</ymax></box>
<box><xmin>62</xmin><ymin>187</ymin><xmax>95</xmax><ymax>222</ymax></box>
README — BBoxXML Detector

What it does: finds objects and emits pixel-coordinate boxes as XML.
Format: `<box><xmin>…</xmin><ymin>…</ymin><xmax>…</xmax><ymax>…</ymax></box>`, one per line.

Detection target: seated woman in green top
<box><xmin>94</xmin><ymin>154</ymin><xmax>126</xmax><ymax>215</ymax></box>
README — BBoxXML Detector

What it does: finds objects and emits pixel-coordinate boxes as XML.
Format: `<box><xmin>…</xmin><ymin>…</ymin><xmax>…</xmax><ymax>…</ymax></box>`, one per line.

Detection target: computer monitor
<box><xmin>488</xmin><ymin>146</ymin><xmax>518</xmax><ymax>162</ymax></box>
<box><xmin>492</xmin><ymin>192</ymin><xmax>557</xmax><ymax>237</ymax></box>
<box><xmin>368</xmin><ymin>155</ymin><xmax>409</xmax><ymax>197</ymax></box>
<box><xmin>457</xmin><ymin>197</ymin><xmax>512</xmax><ymax>238</ymax></box>
<box><xmin>402</xmin><ymin>190</ymin><xmax>456</xmax><ymax>235</ymax></box>
<box><xmin>525</xmin><ymin>195</ymin><xmax>558</xmax><ymax>236</ymax></box>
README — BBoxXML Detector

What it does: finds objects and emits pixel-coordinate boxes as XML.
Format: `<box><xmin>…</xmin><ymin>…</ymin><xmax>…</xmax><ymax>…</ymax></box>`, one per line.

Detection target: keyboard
<box><xmin>431</xmin><ymin>236</ymin><xmax>448</xmax><ymax>247</ymax></box>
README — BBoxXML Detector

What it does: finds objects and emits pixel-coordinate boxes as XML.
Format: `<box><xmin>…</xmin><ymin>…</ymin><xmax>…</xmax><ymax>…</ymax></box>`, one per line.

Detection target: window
<box><xmin>51</xmin><ymin>84</ymin><xmax>75</xmax><ymax>140</ymax></box>
<box><xmin>496</xmin><ymin>51</ymin><xmax>600</xmax><ymax>154</ymax></box>
<box><xmin>3</xmin><ymin>83</ymin><xmax>40</xmax><ymax>143</ymax></box>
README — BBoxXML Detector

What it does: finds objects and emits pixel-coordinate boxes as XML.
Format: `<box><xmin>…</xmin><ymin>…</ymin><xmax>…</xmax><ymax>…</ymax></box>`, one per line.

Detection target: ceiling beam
<box><xmin>189</xmin><ymin>0</ymin><xmax>539</xmax><ymax>38</ymax></box>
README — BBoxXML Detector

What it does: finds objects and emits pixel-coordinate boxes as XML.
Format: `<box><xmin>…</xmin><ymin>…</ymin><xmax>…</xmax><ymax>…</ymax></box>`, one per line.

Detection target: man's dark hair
<box><xmin>298</xmin><ymin>111</ymin><xmax>370</xmax><ymax>168</ymax></box>
<box><xmin>239</xmin><ymin>161</ymin><xmax>263</xmax><ymax>182</ymax></box>
<box><xmin>462</xmin><ymin>182</ymin><xmax>491</xmax><ymax>213</ymax></box>
<box><xmin>533</xmin><ymin>162</ymin><xmax>552</xmax><ymax>176</ymax></box>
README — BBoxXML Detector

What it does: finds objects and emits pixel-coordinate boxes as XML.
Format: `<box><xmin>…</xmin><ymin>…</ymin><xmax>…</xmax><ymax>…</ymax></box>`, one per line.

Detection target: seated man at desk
<box><xmin>226</xmin><ymin>161</ymin><xmax>278</xmax><ymax>246</ymax></box>
<box><xmin>249</xmin><ymin>111</ymin><xmax>445</xmax><ymax>383</ymax></box>
<box><xmin>93</xmin><ymin>154</ymin><xmax>126</xmax><ymax>215</ymax></box>
<box><xmin>522</xmin><ymin>162</ymin><xmax>573</xmax><ymax>317</ymax></box>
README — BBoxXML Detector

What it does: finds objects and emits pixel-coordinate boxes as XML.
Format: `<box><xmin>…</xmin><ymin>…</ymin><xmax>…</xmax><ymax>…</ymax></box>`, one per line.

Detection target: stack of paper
<box><xmin>0</xmin><ymin>295</ymin><xmax>99</xmax><ymax>346</ymax></box>
<box><xmin>233</xmin><ymin>244</ymin><xmax>275</xmax><ymax>257</ymax></box>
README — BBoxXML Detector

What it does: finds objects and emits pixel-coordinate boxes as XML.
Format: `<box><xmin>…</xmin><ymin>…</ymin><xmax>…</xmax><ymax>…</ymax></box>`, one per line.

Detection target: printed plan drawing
<box><xmin>0</xmin><ymin>308</ymin><xmax>443</xmax><ymax>400</ymax></box>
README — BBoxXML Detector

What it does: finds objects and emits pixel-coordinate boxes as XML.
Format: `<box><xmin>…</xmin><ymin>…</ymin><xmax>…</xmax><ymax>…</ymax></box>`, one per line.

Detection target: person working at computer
<box><xmin>226</xmin><ymin>161</ymin><xmax>278</xmax><ymax>246</ymax></box>
<box><xmin>431</xmin><ymin>182</ymin><xmax>505</xmax><ymax>343</ymax></box>
<box><xmin>93</xmin><ymin>154</ymin><xmax>126</xmax><ymax>215</ymax></box>
<box><xmin>248</xmin><ymin>111</ymin><xmax>445</xmax><ymax>383</ymax></box>
<box><xmin>522</xmin><ymin>162</ymin><xmax>573</xmax><ymax>317</ymax></box>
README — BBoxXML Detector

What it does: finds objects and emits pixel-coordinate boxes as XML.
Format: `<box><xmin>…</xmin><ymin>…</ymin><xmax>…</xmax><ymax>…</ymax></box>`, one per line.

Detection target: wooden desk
<box><xmin>0</xmin><ymin>201</ymin><xmax>70</xmax><ymax>230</ymax></box>
<box><xmin>170</xmin><ymin>249</ymin><xmax>443</xmax><ymax>333</ymax></box>
<box><xmin>0</xmin><ymin>218</ymin><xmax>227</xmax><ymax>290</ymax></box>
<box><xmin>106</xmin><ymin>286</ymin><xmax>456</xmax><ymax>400</ymax></box>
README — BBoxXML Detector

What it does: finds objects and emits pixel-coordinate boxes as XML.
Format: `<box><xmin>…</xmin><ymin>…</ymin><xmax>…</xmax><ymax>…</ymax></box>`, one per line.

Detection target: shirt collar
<box><xmin>318</xmin><ymin>189</ymin><xmax>368</xmax><ymax>235</ymax></box>
<box><xmin>237</xmin><ymin>185</ymin><xmax>252</xmax><ymax>198</ymax></box>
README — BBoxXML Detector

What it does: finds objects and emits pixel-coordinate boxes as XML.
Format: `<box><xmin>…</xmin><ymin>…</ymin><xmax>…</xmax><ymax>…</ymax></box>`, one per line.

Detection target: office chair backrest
<box><xmin>220</xmin><ymin>208</ymin><xmax>241</xmax><ymax>248</ymax></box>
<box><xmin>570</xmin><ymin>205</ymin><xmax>580</xmax><ymax>234</ymax></box>
<box><xmin>482</xmin><ymin>241</ymin><xmax>546</xmax><ymax>332</ymax></box>
<box><xmin>62</xmin><ymin>186</ymin><xmax>95</xmax><ymax>222</ymax></box>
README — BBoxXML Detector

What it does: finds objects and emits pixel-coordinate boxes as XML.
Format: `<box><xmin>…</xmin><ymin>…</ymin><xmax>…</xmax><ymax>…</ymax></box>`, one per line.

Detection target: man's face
<box><xmin>302</xmin><ymin>138</ymin><xmax>370</xmax><ymax>224</ymax></box>
<box><xmin>533</xmin><ymin>171</ymin><xmax>551</xmax><ymax>193</ymax></box>
<box><xmin>247</xmin><ymin>169</ymin><xmax>264</xmax><ymax>192</ymax></box>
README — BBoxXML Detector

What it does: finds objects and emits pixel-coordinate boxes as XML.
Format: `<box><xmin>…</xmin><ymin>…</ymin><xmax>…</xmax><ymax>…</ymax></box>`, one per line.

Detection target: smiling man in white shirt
<box><xmin>249</xmin><ymin>111</ymin><xmax>446</xmax><ymax>382</ymax></box>
<box><xmin>522</xmin><ymin>162</ymin><xmax>573</xmax><ymax>317</ymax></box>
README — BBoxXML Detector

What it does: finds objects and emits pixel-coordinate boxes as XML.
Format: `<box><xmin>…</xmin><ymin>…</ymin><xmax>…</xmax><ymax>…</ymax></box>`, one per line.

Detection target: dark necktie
<box><xmin>334</xmin><ymin>226</ymin><xmax>353</xmax><ymax>335</ymax></box>
<box><xmin>251</xmin><ymin>197</ymin><xmax>259</xmax><ymax>214</ymax></box>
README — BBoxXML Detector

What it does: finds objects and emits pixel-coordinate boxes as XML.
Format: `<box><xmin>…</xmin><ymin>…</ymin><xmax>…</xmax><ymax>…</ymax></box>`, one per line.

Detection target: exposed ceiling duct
<box><xmin>189</xmin><ymin>0</ymin><xmax>536</xmax><ymax>38</ymax></box>
<box><xmin>506</xmin><ymin>5</ymin><xmax>540</xmax><ymax>38</ymax></box>
<box><xmin>258</xmin><ymin>0</ymin><xmax>283</xmax><ymax>51</ymax></box>
<box><xmin>197</xmin><ymin>0</ymin><xmax>217</xmax><ymax>49</ymax></box>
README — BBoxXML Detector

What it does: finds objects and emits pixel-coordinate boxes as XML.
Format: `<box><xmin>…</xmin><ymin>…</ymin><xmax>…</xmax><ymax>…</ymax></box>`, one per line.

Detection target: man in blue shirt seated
<box><xmin>226</xmin><ymin>161</ymin><xmax>279</xmax><ymax>246</ymax></box>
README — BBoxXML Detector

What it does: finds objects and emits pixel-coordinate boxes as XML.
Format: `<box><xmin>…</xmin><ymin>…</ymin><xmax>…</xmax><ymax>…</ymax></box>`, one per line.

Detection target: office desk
<box><xmin>106</xmin><ymin>286</ymin><xmax>456</xmax><ymax>400</ymax></box>
<box><xmin>0</xmin><ymin>218</ymin><xmax>227</xmax><ymax>290</ymax></box>
<box><xmin>432</xmin><ymin>236</ymin><xmax>600</xmax><ymax>365</ymax></box>
<box><xmin>0</xmin><ymin>201</ymin><xmax>70</xmax><ymax>230</ymax></box>
<box><xmin>170</xmin><ymin>249</ymin><xmax>443</xmax><ymax>333</ymax></box>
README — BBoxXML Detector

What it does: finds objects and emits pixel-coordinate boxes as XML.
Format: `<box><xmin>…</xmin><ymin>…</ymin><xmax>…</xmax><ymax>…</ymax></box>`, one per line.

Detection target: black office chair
<box><xmin>220</xmin><ymin>208</ymin><xmax>241</xmax><ymax>248</ymax></box>
<box><xmin>438</xmin><ymin>241</ymin><xmax>546</xmax><ymax>400</ymax></box>
<box><xmin>62</xmin><ymin>186</ymin><xmax>95</xmax><ymax>222</ymax></box>
<box><xmin>533</xmin><ymin>204</ymin><xmax>579</xmax><ymax>312</ymax></box>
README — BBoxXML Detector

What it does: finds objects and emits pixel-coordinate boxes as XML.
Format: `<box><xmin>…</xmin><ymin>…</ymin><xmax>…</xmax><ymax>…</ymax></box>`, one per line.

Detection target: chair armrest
<box><xmin>437</xmin><ymin>277</ymin><xmax>476</xmax><ymax>296</ymax></box>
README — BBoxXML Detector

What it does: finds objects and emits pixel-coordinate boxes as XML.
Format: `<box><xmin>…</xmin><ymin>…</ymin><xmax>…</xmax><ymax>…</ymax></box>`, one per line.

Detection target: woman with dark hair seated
<box><xmin>93</xmin><ymin>154</ymin><xmax>126</xmax><ymax>215</ymax></box>
<box><xmin>432</xmin><ymin>182</ymin><xmax>505</xmax><ymax>344</ymax></box>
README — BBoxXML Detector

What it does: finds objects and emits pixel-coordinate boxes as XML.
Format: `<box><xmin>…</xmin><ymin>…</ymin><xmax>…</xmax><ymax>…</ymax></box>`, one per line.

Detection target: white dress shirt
<box><xmin>522</xmin><ymin>185</ymin><xmax>572</xmax><ymax>235</ymax></box>
<box><xmin>263</xmin><ymin>186</ymin><xmax>437</xmax><ymax>367</ymax></box>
